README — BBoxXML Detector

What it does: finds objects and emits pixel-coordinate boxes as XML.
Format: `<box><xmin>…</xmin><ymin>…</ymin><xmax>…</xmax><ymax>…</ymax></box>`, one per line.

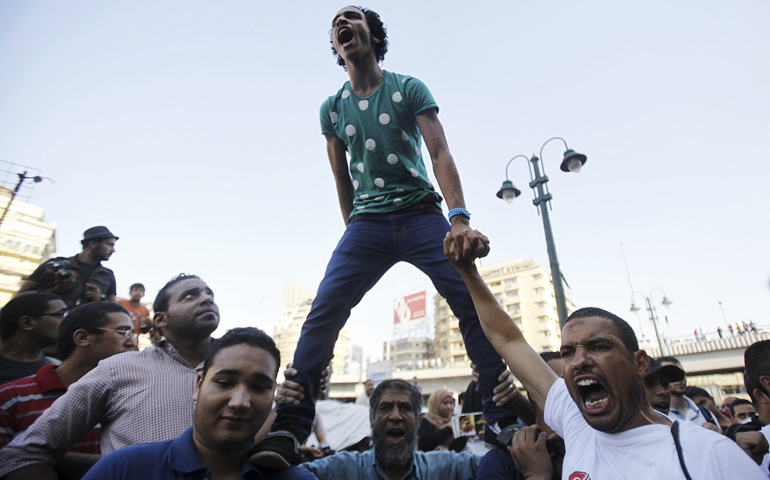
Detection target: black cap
<box><xmin>82</xmin><ymin>226</ymin><xmax>119</xmax><ymax>243</ymax></box>
<box><xmin>647</xmin><ymin>358</ymin><xmax>684</xmax><ymax>383</ymax></box>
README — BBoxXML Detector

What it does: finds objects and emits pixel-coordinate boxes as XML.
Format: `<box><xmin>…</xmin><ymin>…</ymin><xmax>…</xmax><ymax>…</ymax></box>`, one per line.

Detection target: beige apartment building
<box><xmin>274</xmin><ymin>282</ymin><xmax>352</xmax><ymax>376</ymax></box>
<box><xmin>0</xmin><ymin>186</ymin><xmax>57</xmax><ymax>306</ymax></box>
<box><xmin>383</xmin><ymin>336</ymin><xmax>436</xmax><ymax>371</ymax></box>
<box><xmin>434</xmin><ymin>257</ymin><xmax>574</xmax><ymax>366</ymax></box>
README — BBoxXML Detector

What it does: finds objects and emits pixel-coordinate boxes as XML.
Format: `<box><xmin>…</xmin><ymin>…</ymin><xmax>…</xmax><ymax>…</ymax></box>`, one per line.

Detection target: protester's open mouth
<box><xmin>385</xmin><ymin>428</ymin><xmax>405</xmax><ymax>445</ymax></box>
<box><xmin>576</xmin><ymin>376</ymin><xmax>610</xmax><ymax>414</ymax></box>
<box><xmin>338</xmin><ymin>28</ymin><xmax>354</xmax><ymax>46</ymax></box>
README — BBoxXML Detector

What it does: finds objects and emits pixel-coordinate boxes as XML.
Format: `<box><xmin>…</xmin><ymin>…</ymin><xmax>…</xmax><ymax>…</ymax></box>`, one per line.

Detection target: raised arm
<box><xmin>444</xmin><ymin>233</ymin><xmax>558</xmax><ymax>409</ymax></box>
<box><xmin>416</xmin><ymin>109</ymin><xmax>487</xmax><ymax>261</ymax></box>
<box><xmin>324</xmin><ymin>133</ymin><xmax>354</xmax><ymax>225</ymax></box>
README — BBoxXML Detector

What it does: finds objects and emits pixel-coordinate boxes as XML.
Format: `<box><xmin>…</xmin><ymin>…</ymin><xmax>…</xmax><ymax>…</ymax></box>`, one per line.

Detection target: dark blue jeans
<box><xmin>272</xmin><ymin>208</ymin><xmax>514</xmax><ymax>439</ymax></box>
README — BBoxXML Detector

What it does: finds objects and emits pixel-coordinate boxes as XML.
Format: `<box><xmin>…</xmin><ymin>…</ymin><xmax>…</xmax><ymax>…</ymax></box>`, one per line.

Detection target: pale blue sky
<box><xmin>1</xmin><ymin>1</ymin><xmax>768</xmax><ymax>360</ymax></box>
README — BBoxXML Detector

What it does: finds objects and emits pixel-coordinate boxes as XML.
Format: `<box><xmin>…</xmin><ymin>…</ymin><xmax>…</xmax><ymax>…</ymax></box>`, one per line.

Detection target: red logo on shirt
<box><xmin>569</xmin><ymin>473</ymin><xmax>591</xmax><ymax>480</ymax></box>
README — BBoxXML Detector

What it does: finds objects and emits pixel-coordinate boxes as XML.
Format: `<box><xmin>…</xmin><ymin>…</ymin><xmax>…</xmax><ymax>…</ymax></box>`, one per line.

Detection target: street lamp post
<box><xmin>496</xmin><ymin>137</ymin><xmax>587</xmax><ymax>328</ymax></box>
<box><xmin>630</xmin><ymin>289</ymin><xmax>672</xmax><ymax>356</ymax></box>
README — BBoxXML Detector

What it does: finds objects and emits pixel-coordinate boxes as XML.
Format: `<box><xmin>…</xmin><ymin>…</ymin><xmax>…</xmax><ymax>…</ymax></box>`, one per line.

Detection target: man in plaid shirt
<box><xmin>0</xmin><ymin>274</ymin><xmax>219</xmax><ymax>480</ymax></box>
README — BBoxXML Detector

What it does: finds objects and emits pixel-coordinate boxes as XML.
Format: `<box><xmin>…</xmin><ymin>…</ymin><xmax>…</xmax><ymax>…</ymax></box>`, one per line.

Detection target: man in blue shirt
<box><xmin>81</xmin><ymin>327</ymin><xmax>315</xmax><ymax>480</ymax></box>
<box><xmin>300</xmin><ymin>379</ymin><xmax>480</xmax><ymax>480</ymax></box>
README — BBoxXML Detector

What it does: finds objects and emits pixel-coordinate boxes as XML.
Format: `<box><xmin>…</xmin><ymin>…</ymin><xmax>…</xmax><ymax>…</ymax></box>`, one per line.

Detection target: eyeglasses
<box><xmin>94</xmin><ymin>327</ymin><xmax>135</xmax><ymax>339</ymax></box>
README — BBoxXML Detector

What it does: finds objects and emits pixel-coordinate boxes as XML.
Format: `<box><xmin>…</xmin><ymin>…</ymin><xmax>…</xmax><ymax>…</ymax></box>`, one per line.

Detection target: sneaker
<box><xmin>484</xmin><ymin>420</ymin><xmax>522</xmax><ymax>449</ymax></box>
<box><xmin>249</xmin><ymin>431</ymin><xmax>300</xmax><ymax>469</ymax></box>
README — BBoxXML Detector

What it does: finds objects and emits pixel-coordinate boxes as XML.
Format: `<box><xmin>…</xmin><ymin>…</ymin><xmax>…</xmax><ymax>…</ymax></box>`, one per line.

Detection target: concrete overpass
<box><xmin>327</xmin><ymin>332</ymin><xmax>769</xmax><ymax>403</ymax></box>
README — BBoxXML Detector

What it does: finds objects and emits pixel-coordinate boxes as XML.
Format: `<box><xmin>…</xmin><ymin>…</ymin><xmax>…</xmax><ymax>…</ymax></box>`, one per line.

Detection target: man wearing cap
<box><xmin>18</xmin><ymin>226</ymin><xmax>118</xmax><ymax>309</ymax></box>
<box><xmin>644</xmin><ymin>357</ymin><xmax>685</xmax><ymax>415</ymax></box>
<box><xmin>659</xmin><ymin>356</ymin><xmax>721</xmax><ymax>432</ymax></box>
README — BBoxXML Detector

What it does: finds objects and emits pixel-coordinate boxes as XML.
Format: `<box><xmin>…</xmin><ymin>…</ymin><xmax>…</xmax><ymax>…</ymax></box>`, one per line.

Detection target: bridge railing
<box><xmin>641</xmin><ymin>332</ymin><xmax>770</xmax><ymax>358</ymax></box>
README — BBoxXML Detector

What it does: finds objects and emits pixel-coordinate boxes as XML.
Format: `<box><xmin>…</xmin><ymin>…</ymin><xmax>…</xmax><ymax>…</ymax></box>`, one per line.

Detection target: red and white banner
<box><xmin>394</xmin><ymin>291</ymin><xmax>427</xmax><ymax>325</ymax></box>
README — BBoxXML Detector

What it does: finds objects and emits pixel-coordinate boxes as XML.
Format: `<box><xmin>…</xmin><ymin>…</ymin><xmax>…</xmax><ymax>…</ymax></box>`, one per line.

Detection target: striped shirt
<box><xmin>0</xmin><ymin>339</ymin><xmax>202</xmax><ymax>477</ymax></box>
<box><xmin>0</xmin><ymin>364</ymin><xmax>100</xmax><ymax>452</ymax></box>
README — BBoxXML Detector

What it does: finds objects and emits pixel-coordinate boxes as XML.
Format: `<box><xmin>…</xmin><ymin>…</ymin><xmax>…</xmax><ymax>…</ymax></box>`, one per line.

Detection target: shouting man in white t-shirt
<box><xmin>444</xmin><ymin>232</ymin><xmax>764</xmax><ymax>479</ymax></box>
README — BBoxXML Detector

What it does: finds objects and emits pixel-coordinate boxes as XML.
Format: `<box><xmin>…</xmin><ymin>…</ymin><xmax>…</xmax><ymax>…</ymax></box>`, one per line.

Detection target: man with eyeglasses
<box><xmin>0</xmin><ymin>274</ymin><xmax>220</xmax><ymax>480</ymax></box>
<box><xmin>0</xmin><ymin>293</ymin><xmax>67</xmax><ymax>384</ymax></box>
<box><xmin>0</xmin><ymin>302</ymin><xmax>134</xmax><ymax>476</ymax></box>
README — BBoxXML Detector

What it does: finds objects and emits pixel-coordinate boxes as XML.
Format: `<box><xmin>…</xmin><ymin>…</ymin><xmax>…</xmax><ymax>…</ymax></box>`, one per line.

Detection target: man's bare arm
<box><xmin>444</xmin><ymin>233</ymin><xmax>557</xmax><ymax>408</ymax></box>
<box><xmin>416</xmin><ymin>109</ymin><xmax>488</xmax><ymax>261</ymax></box>
<box><xmin>325</xmin><ymin>134</ymin><xmax>354</xmax><ymax>225</ymax></box>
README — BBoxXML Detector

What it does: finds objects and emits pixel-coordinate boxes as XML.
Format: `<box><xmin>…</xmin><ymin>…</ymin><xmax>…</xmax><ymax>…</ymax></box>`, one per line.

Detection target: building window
<box><xmin>534</xmin><ymin>287</ymin><xmax>545</xmax><ymax>294</ymax></box>
<box><xmin>539</xmin><ymin>330</ymin><xmax>551</xmax><ymax>337</ymax></box>
<box><xmin>507</xmin><ymin>303</ymin><xmax>521</xmax><ymax>313</ymax></box>
<box><xmin>533</xmin><ymin>274</ymin><xmax>543</xmax><ymax>280</ymax></box>
<box><xmin>504</xmin><ymin>278</ymin><xmax>518</xmax><ymax>286</ymax></box>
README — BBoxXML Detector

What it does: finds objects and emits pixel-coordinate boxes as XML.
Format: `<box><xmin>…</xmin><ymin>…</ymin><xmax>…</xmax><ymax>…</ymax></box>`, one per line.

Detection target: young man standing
<box><xmin>251</xmin><ymin>6</ymin><xmax>514</xmax><ymax>468</ymax></box>
<box><xmin>82</xmin><ymin>327</ymin><xmax>313</xmax><ymax>480</ymax></box>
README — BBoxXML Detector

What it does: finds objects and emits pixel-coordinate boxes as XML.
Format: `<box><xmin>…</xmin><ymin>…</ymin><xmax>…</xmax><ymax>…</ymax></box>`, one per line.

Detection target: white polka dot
<box><xmin>359</xmin><ymin>100</ymin><xmax>369</xmax><ymax>111</ymax></box>
<box><xmin>392</xmin><ymin>92</ymin><xmax>403</xmax><ymax>103</ymax></box>
<box><xmin>393</xmin><ymin>198</ymin><xmax>403</xmax><ymax>206</ymax></box>
<box><xmin>353</xmin><ymin>180</ymin><xmax>359</xmax><ymax>190</ymax></box>
<box><xmin>410</xmin><ymin>168</ymin><xmax>419</xmax><ymax>177</ymax></box>
<box><xmin>415</xmin><ymin>145</ymin><xmax>420</xmax><ymax>156</ymax></box>
<box><xmin>345</xmin><ymin>125</ymin><xmax>356</xmax><ymax>136</ymax></box>
<box><xmin>401</xmin><ymin>131</ymin><xmax>409</xmax><ymax>141</ymax></box>
<box><xmin>361</xmin><ymin>194</ymin><xmax>369</xmax><ymax>199</ymax></box>
<box><xmin>375</xmin><ymin>196</ymin><xmax>384</xmax><ymax>201</ymax></box>
<box><xmin>387</xmin><ymin>154</ymin><xmax>398</xmax><ymax>165</ymax></box>
<box><xmin>374</xmin><ymin>178</ymin><xmax>385</xmax><ymax>188</ymax></box>
<box><xmin>396</xmin><ymin>188</ymin><xmax>405</xmax><ymax>193</ymax></box>
<box><xmin>365</xmin><ymin>139</ymin><xmax>376</xmax><ymax>151</ymax></box>
<box><xmin>356</xmin><ymin>206</ymin><xmax>364</xmax><ymax>210</ymax></box>
<box><xmin>341</xmin><ymin>90</ymin><xmax>350</xmax><ymax>99</ymax></box>
<box><xmin>356</xmin><ymin>163</ymin><xmax>365</xmax><ymax>173</ymax></box>
<box><xmin>379</xmin><ymin>113</ymin><xmax>390</xmax><ymax>124</ymax></box>
<box><xmin>330</xmin><ymin>112</ymin><xmax>338</xmax><ymax>124</ymax></box>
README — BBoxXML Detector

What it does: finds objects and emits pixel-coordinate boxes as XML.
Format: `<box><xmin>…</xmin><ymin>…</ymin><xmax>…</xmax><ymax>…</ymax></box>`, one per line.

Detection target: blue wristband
<box><xmin>448</xmin><ymin>208</ymin><xmax>471</xmax><ymax>221</ymax></box>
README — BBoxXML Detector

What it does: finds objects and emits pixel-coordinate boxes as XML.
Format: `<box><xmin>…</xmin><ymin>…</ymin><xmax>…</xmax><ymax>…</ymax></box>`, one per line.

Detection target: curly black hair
<box><xmin>330</xmin><ymin>6</ymin><xmax>388</xmax><ymax>70</ymax></box>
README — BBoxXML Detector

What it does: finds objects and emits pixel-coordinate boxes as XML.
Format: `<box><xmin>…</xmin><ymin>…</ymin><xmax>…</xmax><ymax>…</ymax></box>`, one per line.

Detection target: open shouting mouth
<box><xmin>576</xmin><ymin>375</ymin><xmax>611</xmax><ymax>415</ymax></box>
<box><xmin>338</xmin><ymin>27</ymin><xmax>354</xmax><ymax>46</ymax></box>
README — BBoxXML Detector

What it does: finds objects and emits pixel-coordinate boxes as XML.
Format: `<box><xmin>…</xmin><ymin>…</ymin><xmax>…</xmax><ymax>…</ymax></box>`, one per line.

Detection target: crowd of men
<box><xmin>1</xmin><ymin>4</ymin><xmax>768</xmax><ymax>479</ymax></box>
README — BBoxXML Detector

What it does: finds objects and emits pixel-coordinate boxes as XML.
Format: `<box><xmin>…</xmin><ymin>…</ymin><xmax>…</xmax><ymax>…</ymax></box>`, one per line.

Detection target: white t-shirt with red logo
<box><xmin>544</xmin><ymin>378</ymin><xmax>764</xmax><ymax>479</ymax></box>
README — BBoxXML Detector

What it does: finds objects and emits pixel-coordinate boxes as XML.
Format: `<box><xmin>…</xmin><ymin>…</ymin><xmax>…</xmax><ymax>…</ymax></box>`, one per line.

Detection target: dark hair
<box><xmin>330</xmin><ymin>6</ymin><xmax>388</xmax><ymax>70</ymax></box>
<box><xmin>745</xmin><ymin>340</ymin><xmax>770</xmax><ymax>405</ymax></box>
<box><xmin>129</xmin><ymin>283</ymin><xmax>145</xmax><ymax>292</ymax></box>
<box><xmin>202</xmin><ymin>327</ymin><xmax>280</xmax><ymax>379</ymax></box>
<box><xmin>153</xmin><ymin>274</ymin><xmax>200</xmax><ymax>313</ymax></box>
<box><xmin>57</xmin><ymin>302</ymin><xmax>129</xmax><ymax>360</ymax></box>
<box><xmin>369</xmin><ymin>379</ymin><xmax>422</xmax><ymax>424</ymax></box>
<box><xmin>1</xmin><ymin>293</ymin><xmax>63</xmax><ymax>340</ymax></box>
<box><xmin>565</xmin><ymin>307</ymin><xmax>639</xmax><ymax>354</ymax></box>
<box><xmin>730</xmin><ymin>398</ymin><xmax>754</xmax><ymax>416</ymax></box>
<box><xmin>685</xmin><ymin>386</ymin><xmax>710</xmax><ymax>400</ymax></box>
<box><xmin>657</xmin><ymin>356</ymin><xmax>681</xmax><ymax>366</ymax></box>
<box><xmin>540</xmin><ymin>351</ymin><xmax>562</xmax><ymax>363</ymax></box>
